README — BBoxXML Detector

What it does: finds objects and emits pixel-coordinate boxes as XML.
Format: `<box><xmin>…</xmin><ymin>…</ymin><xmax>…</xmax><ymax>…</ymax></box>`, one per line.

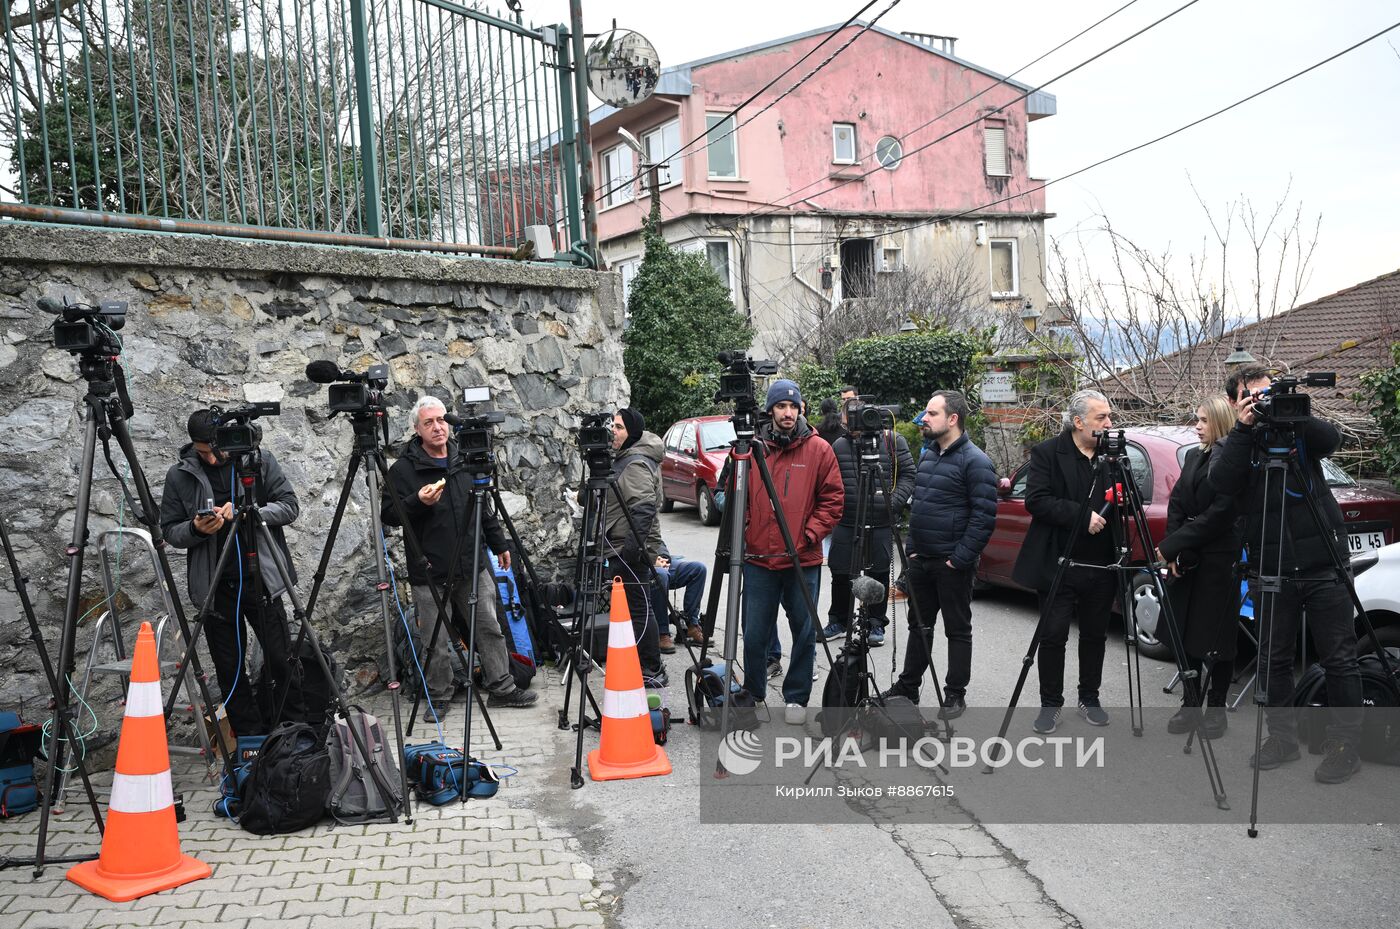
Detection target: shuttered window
<box><xmin>984</xmin><ymin>124</ymin><xmax>1009</xmax><ymax>176</ymax></box>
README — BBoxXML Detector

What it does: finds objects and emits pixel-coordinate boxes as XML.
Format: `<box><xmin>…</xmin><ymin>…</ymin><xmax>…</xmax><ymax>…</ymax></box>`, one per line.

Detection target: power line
<box><xmin>769</xmin><ymin>0</ymin><xmax>1147</xmax><ymax>211</ymax></box>
<box><xmin>747</xmin><ymin>18</ymin><xmax>1400</xmax><ymax>249</ymax></box>
<box><xmin>749</xmin><ymin>0</ymin><xmax>1206</xmax><ymax>220</ymax></box>
<box><xmin>591</xmin><ymin>0</ymin><xmax>895</xmax><ymax>205</ymax></box>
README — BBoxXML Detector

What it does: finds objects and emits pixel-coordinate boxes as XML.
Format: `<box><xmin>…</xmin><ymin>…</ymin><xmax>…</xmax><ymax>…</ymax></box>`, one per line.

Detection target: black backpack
<box><xmin>818</xmin><ymin>647</ymin><xmax>869</xmax><ymax>736</ymax></box>
<box><xmin>1292</xmin><ymin>648</ymin><xmax>1400</xmax><ymax>764</ymax></box>
<box><xmin>237</xmin><ymin>722</ymin><xmax>331</xmax><ymax>835</ymax></box>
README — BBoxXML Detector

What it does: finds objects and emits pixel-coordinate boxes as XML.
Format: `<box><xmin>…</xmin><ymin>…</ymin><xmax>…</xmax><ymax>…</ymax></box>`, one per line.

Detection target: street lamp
<box><xmin>1019</xmin><ymin>298</ymin><xmax>1042</xmax><ymax>334</ymax></box>
<box><xmin>1224</xmin><ymin>344</ymin><xmax>1257</xmax><ymax>367</ymax></box>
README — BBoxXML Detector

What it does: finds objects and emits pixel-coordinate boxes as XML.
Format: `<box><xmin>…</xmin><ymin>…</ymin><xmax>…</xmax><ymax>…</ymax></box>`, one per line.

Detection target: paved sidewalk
<box><xmin>0</xmin><ymin>681</ymin><xmax>611</xmax><ymax>929</ymax></box>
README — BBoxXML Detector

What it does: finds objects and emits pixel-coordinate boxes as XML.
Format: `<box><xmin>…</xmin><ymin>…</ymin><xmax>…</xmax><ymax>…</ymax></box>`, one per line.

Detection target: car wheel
<box><xmin>1357</xmin><ymin>616</ymin><xmax>1400</xmax><ymax>656</ymax></box>
<box><xmin>1128</xmin><ymin>573</ymin><xmax>1175</xmax><ymax>662</ymax></box>
<box><xmin>660</xmin><ymin>496</ymin><xmax>675</xmax><ymax>513</ymax></box>
<box><xmin>697</xmin><ymin>484</ymin><xmax>721</xmax><ymax>526</ymax></box>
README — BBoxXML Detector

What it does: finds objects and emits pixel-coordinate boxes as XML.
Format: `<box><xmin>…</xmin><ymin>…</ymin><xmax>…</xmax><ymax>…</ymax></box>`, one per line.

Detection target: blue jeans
<box><xmin>652</xmin><ymin>558</ymin><xmax>707</xmax><ymax>628</ymax></box>
<box><xmin>743</xmin><ymin>564</ymin><xmax>818</xmax><ymax>705</ymax></box>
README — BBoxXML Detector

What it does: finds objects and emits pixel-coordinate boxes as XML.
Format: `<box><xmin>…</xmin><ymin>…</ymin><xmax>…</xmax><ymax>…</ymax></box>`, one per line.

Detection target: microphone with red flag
<box><xmin>1098</xmin><ymin>483</ymin><xmax>1124</xmax><ymax>518</ymax></box>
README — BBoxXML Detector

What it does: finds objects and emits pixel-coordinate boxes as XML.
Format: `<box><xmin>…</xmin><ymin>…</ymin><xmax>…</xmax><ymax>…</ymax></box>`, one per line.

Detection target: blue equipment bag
<box><xmin>494</xmin><ymin>565</ymin><xmax>535</xmax><ymax>662</ymax></box>
<box><xmin>685</xmin><ymin>660</ymin><xmax>759</xmax><ymax>731</ymax></box>
<box><xmin>213</xmin><ymin>735</ymin><xmax>266</xmax><ymax>820</ymax></box>
<box><xmin>0</xmin><ymin>711</ymin><xmax>41</xmax><ymax>818</ymax></box>
<box><xmin>402</xmin><ymin>742</ymin><xmax>499</xmax><ymax>804</ymax></box>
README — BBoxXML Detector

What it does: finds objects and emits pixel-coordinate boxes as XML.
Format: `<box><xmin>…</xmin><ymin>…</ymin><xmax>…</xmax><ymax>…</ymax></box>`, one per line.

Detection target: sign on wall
<box><xmin>981</xmin><ymin>372</ymin><xmax>1017</xmax><ymax>403</ymax></box>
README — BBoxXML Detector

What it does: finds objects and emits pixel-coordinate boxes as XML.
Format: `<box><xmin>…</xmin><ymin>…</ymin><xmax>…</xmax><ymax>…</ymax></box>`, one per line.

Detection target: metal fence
<box><xmin>0</xmin><ymin>0</ymin><xmax>584</xmax><ymax>257</ymax></box>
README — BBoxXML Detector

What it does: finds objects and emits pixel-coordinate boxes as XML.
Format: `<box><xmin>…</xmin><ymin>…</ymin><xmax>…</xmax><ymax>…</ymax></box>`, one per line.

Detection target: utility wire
<box><xmin>769</xmin><ymin>0</ymin><xmax>1146</xmax><ymax>211</ymax></box>
<box><xmin>749</xmin><ymin>19</ymin><xmax>1400</xmax><ymax>248</ymax></box>
<box><xmin>750</xmin><ymin>0</ymin><xmax>1206</xmax><ymax>219</ymax></box>
<box><xmin>591</xmin><ymin>0</ymin><xmax>895</xmax><ymax>205</ymax></box>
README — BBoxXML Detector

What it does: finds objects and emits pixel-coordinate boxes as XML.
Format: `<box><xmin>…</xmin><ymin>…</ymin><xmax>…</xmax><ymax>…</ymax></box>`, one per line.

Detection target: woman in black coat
<box><xmin>1155</xmin><ymin>395</ymin><xmax>1243</xmax><ymax>739</ymax></box>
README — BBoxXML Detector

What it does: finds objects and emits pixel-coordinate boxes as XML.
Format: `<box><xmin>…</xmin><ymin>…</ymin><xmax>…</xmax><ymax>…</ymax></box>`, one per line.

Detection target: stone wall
<box><xmin>0</xmin><ymin>223</ymin><xmax>625</xmax><ymax>720</ymax></box>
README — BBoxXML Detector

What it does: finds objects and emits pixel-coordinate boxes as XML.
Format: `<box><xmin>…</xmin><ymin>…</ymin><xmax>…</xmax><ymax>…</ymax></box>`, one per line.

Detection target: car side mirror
<box><xmin>997</xmin><ymin>477</ymin><xmax>1012</xmax><ymax>498</ymax></box>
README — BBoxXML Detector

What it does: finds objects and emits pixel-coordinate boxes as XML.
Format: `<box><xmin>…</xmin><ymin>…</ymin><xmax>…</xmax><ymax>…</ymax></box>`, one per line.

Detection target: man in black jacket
<box><xmin>160</xmin><ymin>409</ymin><xmax>305</xmax><ymax>737</ymax></box>
<box><xmin>1012</xmin><ymin>389</ymin><xmax>1118</xmax><ymax>734</ymax></box>
<box><xmin>382</xmin><ymin>397</ymin><xmax>536</xmax><ymax>719</ymax></box>
<box><xmin>884</xmin><ymin>391</ymin><xmax>997</xmax><ymax>718</ymax></box>
<box><xmin>1209</xmin><ymin>370</ymin><xmax>1362</xmax><ymax>784</ymax></box>
<box><xmin>818</xmin><ymin>404</ymin><xmax>916</xmax><ymax>647</ymax></box>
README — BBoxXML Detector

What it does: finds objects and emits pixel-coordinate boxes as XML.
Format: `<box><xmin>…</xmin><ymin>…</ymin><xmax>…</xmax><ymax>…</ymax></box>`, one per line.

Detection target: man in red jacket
<box><xmin>739</xmin><ymin>379</ymin><xmax>844</xmax><ymax>723</ymax></box>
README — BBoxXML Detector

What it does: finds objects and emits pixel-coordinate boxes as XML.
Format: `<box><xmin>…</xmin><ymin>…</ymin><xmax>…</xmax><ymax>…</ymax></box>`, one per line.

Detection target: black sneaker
<box><xmin>644</xmin><ymin>669</ymin><xmax>670</xmax><ymax>689</ymax></box>
<box><xmin>1314</xmin><ymin>739</ymin><xmax>1361</xmax><ymax>784</ymax></box>
<box><xmin>1033</xmin><ymin>707</ymin><xmax>1061</xmax><ymax>734</ymax></box>
<box><xmin>881</xmin><ymin>682</ymin><xmax>920</xmax><ymax>703</ymax></box>
<box><xmin>937</xmin><ymin>696</ymin><xmax>966</xmax><ymax>720</ymax></box>
<box><xmin>766</xmin><ymin>658</ymin><xmax>783</xmax><ymax>680</ymax></box>
<box><xmin>1078</xmin><ymin>700</ymin><xmax>1109</xmax><ymax>727</ymax></box>
<box><xmin>1250</xmin><ymin>735</ymin><xmax>1302</xmax><ymax>770</ymax></box>
<box><xmin>487</xmin><ymin>688</ymin><xmax>539</xmax><ymax>708</ymax></box>
<box><xmin>1198</xmin><ymin>707</ymin><xmax>1228</xmax><ymax>740</ymax></box>
<box><xmin>1167</xmin><ymin>705</ymin><xmax>1200</xmax><ymax>734</ymax></box>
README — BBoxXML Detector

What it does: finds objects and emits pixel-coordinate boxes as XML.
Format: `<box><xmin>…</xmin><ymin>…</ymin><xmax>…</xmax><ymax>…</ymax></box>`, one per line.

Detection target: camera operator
<box><xmin>1209</xmin><ymin>370</ymin><xmax>1363</xmax><ymax>783</ymax></box>
<box><xmin>1012</xmin><ymin>389</ymin><xmax>1118</xmax><ymax>734</ymax></box>
<box><xmin>818</xmin><ymin>398</ymin><xmax>916</xmax><ymax>647</ymax></box>
<box><xmin>382</xmin><ymin>397</ymin><xmax>537</xmax><ymax>718</ymax></box>
<box><xmin>159</xmin><ymin>409</ymin><xmax>305</xmax><ymax>737</ymax></box>
<box><xmin>739</xmin><ymin>380</ymin><xmax>844</xmax><ymax>724</ymax></box>
<box><xmin>1156</xmin><ymin>395</ymin><xmax>1241</xmax><ymax>739</ymax></box>
<box><xmin>600</xmin><ymin>408</ymin><xmax>669</xmax><ymax>683</ymax></box>
<box><xmin>884</xmin><ymin>390</ymin><xmax>997</xmax><ymax>718</ymax></box>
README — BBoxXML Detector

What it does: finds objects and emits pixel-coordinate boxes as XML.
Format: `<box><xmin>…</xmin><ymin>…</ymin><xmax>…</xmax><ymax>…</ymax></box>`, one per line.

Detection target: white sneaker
<box><xmin>785</xmin><ymin>703</ymin><xmax>806</xmax><ymax>725</ymax></box>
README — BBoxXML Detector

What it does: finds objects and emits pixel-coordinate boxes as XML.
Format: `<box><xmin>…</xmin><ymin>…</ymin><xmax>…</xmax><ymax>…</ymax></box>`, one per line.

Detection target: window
<box><xmin>601</xmin><ymin>145</ymin><xmax>634</xmax><ymax>207</ymax></box>
<box><xmin>989</xmin><ymin>239</ymin><xmax>1018</xmax><ymax>298</ymax></box>
<box><xmin>617</xmin><ymin>257</ymin><xmax>640</xmax><ymax>308</ymax></box>
<box><xmin>706</xmin><ymin>241</ymin><xmax>731</xmax><ymax>292</ymax></box>
<box><xmin>984</xmin><ymin>122</ymin><xmax>1009</xmax><ymax>176</ymax></box>
<box><xmin>832</xmin><ymin>122</ymin><xmax>857</xmax><ymax>164</ymax></box>
<box><xmin>664</xmin><ymin>424</ymin><xmax>682</xmax><ymax>452</ymax></box>
<box><xmin>1126</xmin><ymin>444</ymin><xmax>1153</xmax><ymax>503</ymax></box>
<box><xmin>875</xmin><ymin>135</ymin><xmax>903</xmax><ymax>169</ymax></box>
<box><xmin>641</xmin><ymin>119</ymin><xmax>681</xmax><ymax>189</ymax></box>
<box><xmin>680</xmin><ymin>422</ymin><xmax>698</xmax><ymax>455</ymax></box>
<box><xmin>701</xmin><ymin>420</ymin><xmax>736</xmax><ymax>451</ymax></box>
<box><xmin>879</xmin><ymin>246</ymin><xmax>903</xmax><ymax>273</ymax></box>
<box><xmin>705</xmin><ymin>114</ymin><xmax>738</xmax><ymax>178</ymax></box>
<box><xmin>1011</xmin><ymin>465</ymin><xmax>1029</xmax><ymax>498</ymax></box>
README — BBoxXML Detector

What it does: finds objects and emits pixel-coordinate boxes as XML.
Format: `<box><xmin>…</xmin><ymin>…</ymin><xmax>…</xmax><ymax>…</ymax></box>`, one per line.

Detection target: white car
<box><xmin>1353</xmin><ymin>541</ymin><xmax>1400</xmax><ymax>652</ymax></box>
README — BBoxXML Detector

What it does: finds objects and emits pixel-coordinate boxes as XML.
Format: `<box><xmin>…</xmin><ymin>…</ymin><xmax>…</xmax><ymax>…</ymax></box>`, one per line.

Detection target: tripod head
<box><xmin>1092</xmin><ymin>428</ymin><xmax>1129</xmax><ymax>459</ymax></box>
<box><xmin>39</xmin><ymin>296</ymin><xmax>134</xmax><ymax>419</ymax></box>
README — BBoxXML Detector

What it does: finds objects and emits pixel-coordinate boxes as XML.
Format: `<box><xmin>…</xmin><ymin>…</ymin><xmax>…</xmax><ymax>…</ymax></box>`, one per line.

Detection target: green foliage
<box><xmin>894</xmin><ymin>420</ymin><xmax>923</xmax><ymax>453</ymax></box>
<box><xmin>622</xmin><ymin>221</ymin><xmax>753</xmax><ymax>433</ymax></box>
<box><xmin>790</xmin><ymin>361</ymin><xmax>846</xmax><ymax>414</ymax></box>
<box><xmin>835</xmin><ymin>330</ymin><xmax>984</xmax><ymax>410</ymax></box>
<box><xmin>1359</xmin><ymin>342</ymin><xmax>1400</xmax><ymax>486</ymax></box>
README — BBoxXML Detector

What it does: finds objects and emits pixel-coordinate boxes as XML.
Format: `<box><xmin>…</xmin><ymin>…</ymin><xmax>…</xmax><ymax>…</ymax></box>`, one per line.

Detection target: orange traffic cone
<box><xmin>588</xmin><ymin>577</ymin><xmax>672</xmax><ymax>781</ymax></box>
<box><xmin>68</xmin><ymin>622</ymin><xmax>210</xmax><ymax>901</ymax></box>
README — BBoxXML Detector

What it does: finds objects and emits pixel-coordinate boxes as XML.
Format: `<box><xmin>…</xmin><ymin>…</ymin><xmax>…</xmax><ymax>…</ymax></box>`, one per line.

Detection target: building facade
<box><xmin>581</xmin><ymin>24</ymin><xmax>1057</xmax><ymax>359</ymax></box>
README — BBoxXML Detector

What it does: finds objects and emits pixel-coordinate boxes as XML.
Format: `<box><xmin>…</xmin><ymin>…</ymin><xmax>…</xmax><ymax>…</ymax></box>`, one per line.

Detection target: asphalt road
<box><xmin>531</xmin><ymin>506</ymin><xmax>1399</xmax><ymax>929</ymax></box>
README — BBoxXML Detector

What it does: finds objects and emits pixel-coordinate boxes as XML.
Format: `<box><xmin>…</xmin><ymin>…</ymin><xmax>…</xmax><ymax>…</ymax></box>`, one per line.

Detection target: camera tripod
<box><xmin>1242</xmin><ymin>423</ymin><xmax>1398</xmax><ymax>836</ymax></box>
<box><xmin>700</xmin><ymin>404</ymin><xmax>841</xmax><ymax>767</ymax></box>
<box><xmin>988</xmin><ymin>433</ymin><xmax>1229</xmax><ymax>811</ymax></box>
<box><xmin>560</xmin><ymin>435</ymin><xmax>653</xmax><ymax>789</ymax></box>
<box><xmin>163</xmin><ymin>443</ymin><xmax>404</xmax><ymax>821</ymax></box>
<box><xmin>821</xmin><ymin>429</ymin><xmax>955</xmax><ymax>752</ymax></box>
<box><xmin>30</xmin><ymin>320</ymin><xmax>229</xmax><ymax>876</ymax></box>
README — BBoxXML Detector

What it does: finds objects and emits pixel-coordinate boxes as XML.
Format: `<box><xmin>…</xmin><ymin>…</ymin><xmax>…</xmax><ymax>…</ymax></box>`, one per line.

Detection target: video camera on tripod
<box><xmin>1094</xmin><ymin>428</ymin><xmax>1129</xmax><ymax>457</ymax></box>
<box><xmin>1250</xmin><ymin>372</ymin><xmax>1336</xmax><ymax>426</ymax></box>
<box><xmin>305</xmin><ymin>360</ymin><xmax>390</xmax><ymax>416</ymax></box>
<box><xmin>714</xmin><ymin>350</ymin><xmax>779</xmax><ymax>404</ymax></box>
<box><xmin>447</xmin><ymin>387</ymin><xmax>504</xmax><ymax>473</ymax></box>
<box><xmin>39</xmin><ymin>296</ymin><xmax>127</xmax><ymax>354</ymax></box>
<box><xmin>210</xmin><ymin>402</ymin><xmax>280</xmax><ymax>456</ymax></box>
<box><xmin>845</xmin><ymin>396</ymin><xmax>900</xmax><ymax>439</ymax></box>
<box><xmin>576</xmin><ymin>411</ymin><xmax>614</xmax><ymax>477</ymax></box>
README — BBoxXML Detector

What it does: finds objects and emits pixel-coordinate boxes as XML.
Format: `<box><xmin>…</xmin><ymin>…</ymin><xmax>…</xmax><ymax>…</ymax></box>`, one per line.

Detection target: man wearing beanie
<box><xmin>737</xmin><ymin>379</ymin><xmax>843</xmax><ymax>723</ymax></box>
<box><xmin>601</xmin><ymin>406</ymin><xmax>670</xmax><ymax>683</ymax></box>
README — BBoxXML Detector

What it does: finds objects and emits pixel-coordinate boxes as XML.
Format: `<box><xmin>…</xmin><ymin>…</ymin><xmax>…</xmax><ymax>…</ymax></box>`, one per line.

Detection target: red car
<box><xmin>659</xmin><ymin>415</ymin><xmax>736</xmax><ymax>526</ymax></box>
<box><xmin>977</xmin><ymin>426</ymin><xmax>1400</xmax><ymax>657</ymax></box>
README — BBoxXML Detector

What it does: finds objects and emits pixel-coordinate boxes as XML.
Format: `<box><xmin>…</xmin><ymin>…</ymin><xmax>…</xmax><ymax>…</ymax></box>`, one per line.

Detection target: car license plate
<box><xmin>1348</xmin><ymin>531</ymin><xmax>1386</xmax><ymax>554</ymax></box>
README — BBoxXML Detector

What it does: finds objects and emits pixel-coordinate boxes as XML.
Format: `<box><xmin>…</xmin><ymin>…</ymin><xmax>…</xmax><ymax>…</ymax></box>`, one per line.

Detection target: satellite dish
<box><xmin>586</xmin><ymin>30</ymin><xmax>661</xmax><ymax>108</ymax></box>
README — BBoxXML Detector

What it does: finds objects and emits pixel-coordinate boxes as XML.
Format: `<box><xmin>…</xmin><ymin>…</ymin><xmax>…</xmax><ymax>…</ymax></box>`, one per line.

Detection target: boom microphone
<box><xmin>851</xmin><ymin>574</ymin><xmax>886</xmax><ymax>607</ymax></box>
<box><xmin>36</xmin><ymin>296</ymin><xmax>65</xmax><ymax>315</ymax></box>
<box><xmin>305</xmin><ymin>360</ymin><xmax>346</xmax><ymax>383</ymax></box>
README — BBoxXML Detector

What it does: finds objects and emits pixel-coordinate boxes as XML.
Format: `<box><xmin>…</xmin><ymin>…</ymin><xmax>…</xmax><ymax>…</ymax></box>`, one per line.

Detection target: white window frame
<box><xmin>878</xmin><ymin>245</ymin><xmax>904</xmax><ymax>273</ymax></box>
<box><xmin>984</xmin><ymin>122</ymin><xmax>1009</xmax><ymax>177</ymax></box>
<box><xmin>617</xmin><ymin>256</ymin><xmax>641</xmax><ymax>311</ymax></box>
<box><xmin>601</xmin><ymin>144</ymin><xmax>634</xmax><ymax>208</ymax></box>
<box><xmin>705</xmin><ymin>113</ymin><xmax>739</xmax><ymax>179</ymax></box>
<box><xmin>705</xmin><ymin>240</ymin><xmax>733</xmax><ymax>295</ymax></box>
<box><xmin>832</xmin><ymin>122</ymin><xmax>857</xmax><ymax>165</ymax></box>
<box><xmin>989</xmin><ymin>238</ymin><xmax>1019</xmax><ymax>299</ymax></box>
<box><xmin>640</xmin><ymin>118</ymin><xmax>681</xmax><ymax>191</ymax></box>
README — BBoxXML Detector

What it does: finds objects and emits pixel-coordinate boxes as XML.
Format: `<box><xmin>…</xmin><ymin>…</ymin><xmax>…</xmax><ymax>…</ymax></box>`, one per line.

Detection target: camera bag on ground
<box><xmin>818</xmin><ymin>646</ymin><xmax>870</xmax><ymax>736</ymax></box>
<box><xmin>0</xmin><ymin>711</ymin><xmax>42</xmax><ymax>818</ymax></box>
<box><xmin>257</xmin><ymin>635</ymin><xmax>339</xmax><ymax>738</ymax></box>
<box><xmin>685</xmin><ymin>659</ymin><xmax>758</xmax><ymax>730</ymax></box>
<box><xmin>236</xmin><ymin>723</ymin><xmax>330</xmax><ymax>835</ymax></box>
<box><xmin>213</xmin><ymin>734</ymin><xmax>267</xmax><ymax>820</ymax></box>
<box><xmin>327</xmin><ymin>707</ymin><xmax>403</xmax><ymax>823</ymax></box>
<box><xmin>861</xmin><ymin>695</ymin><xmax>927</xmax><ymax>746</ymax></box>
<box><xmin>1292</xmin><ymin>647</ymin><xmax>1400</xmax><ymax>764</ymax></box>
<box><xmin>494</xmin><ymin>564</ymin><xmax>536</xmax><ymax>661</ymax></box>
<box><xmin>402</xmin><ymin>741</ymin><xmax>499</xmax><ymax>804</ymax></box>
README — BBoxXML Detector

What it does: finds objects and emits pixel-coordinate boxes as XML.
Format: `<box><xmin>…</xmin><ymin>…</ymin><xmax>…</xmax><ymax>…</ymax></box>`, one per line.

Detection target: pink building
<box><xmin>584</xmin><ymin>23</ymin><xmax>1057</xmax><ymax>357</ymax></box>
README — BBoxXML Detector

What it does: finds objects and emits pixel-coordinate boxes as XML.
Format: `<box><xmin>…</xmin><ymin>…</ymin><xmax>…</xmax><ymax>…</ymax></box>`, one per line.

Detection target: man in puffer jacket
<box><xmin>884</xmin><ymin>390</ymin><xmax>997</xmax><ymax>719</ymax></box>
